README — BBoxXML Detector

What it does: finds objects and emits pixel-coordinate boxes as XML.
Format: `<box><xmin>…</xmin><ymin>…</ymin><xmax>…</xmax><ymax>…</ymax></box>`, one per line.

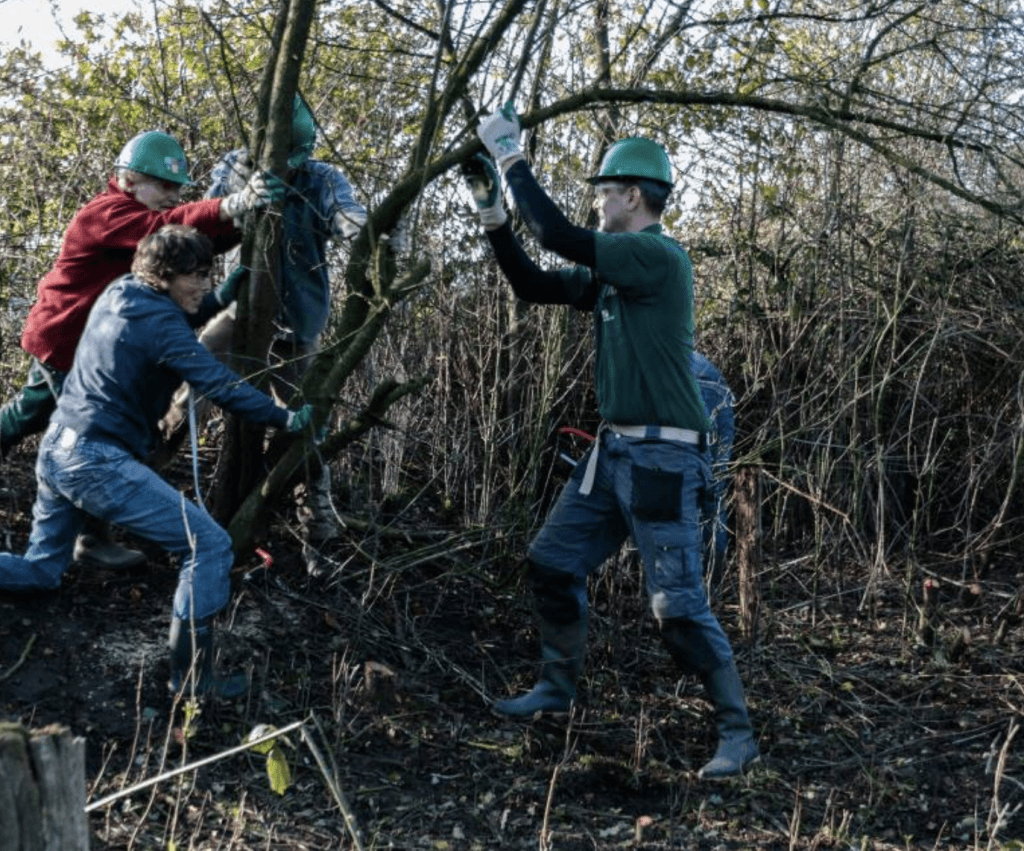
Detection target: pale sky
<box><xmin>1</xmin><ymin>0</ymin><xmax>138</xmax><ymax>66</ymax></box>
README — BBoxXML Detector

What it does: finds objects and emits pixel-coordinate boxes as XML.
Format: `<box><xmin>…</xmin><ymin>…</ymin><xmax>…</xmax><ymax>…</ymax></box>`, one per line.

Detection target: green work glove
<box><xmin>214</xmin><ymin>265</ymin><xmax>248</xmax><ymax>307</ymax></box>
<box><xmin>288</xmin><ymin>143</ymin><xmax>314</xmax><ymax>170</ymax></box>
<box><xmin>285</xmin><ymin>403</ymin><xmax>314</xmax><ymax>433</ymax></box>
<box><xmin>460</xmin><ymin>153</ymin><xmax>507</xmax><ymax>229</ymax></box>
<box><xmin>476</xmin><ymin>101</ymin><xmax>523</xmax><ymax>169</ymax></box>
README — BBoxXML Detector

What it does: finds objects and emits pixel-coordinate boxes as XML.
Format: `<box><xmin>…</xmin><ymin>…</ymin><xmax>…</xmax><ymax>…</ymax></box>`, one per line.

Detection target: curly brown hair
<box><xmin>131</xmin><ymin>224</ymin><xmax>213</xmax><ymax>291</ymax></box>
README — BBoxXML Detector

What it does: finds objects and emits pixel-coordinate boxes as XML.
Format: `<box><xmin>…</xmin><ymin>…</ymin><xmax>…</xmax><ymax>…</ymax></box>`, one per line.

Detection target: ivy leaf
<box><xmin>245</xmin><ymin>723</ymin><xmax>277</xmax><ymax>755</ymax></box>
<box><xmin>266</xmin><ymin>743</ymin><xmax>292</xmax><ymax>795</ymax></box>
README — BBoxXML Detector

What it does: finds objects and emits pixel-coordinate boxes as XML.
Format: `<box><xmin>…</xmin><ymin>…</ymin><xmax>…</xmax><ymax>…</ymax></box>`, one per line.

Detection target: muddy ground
<box><xmin>2</xmin><ymin>439</ymin><xmax>1023</xmax><ymax>850</ymax></box>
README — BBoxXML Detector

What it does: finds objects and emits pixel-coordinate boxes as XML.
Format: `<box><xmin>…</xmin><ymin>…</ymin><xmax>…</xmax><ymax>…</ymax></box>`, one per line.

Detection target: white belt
<box><xmin>578</xmin><ymin>423</ymin><xmax>702</xmax><ymax>496</ymax></box>
<box><xmin>608</xmin><ymin>423</ymin><xmax>701</xmax><ymax>444</ymax></box>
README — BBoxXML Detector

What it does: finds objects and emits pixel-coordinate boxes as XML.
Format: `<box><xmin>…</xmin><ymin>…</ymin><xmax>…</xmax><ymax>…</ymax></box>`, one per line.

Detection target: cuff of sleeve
<box><xmin>497</xmin><ymin>152</ymin><xmax>525</xmax><ymax>173</ymax></box>
<box><xmin>478</xmin><ymin>205</ymin><xmax>508</xmax><ymax>229</ymax></box>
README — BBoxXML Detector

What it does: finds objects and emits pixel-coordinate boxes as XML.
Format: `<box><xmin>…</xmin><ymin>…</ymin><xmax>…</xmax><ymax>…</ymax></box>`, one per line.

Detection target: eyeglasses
<box><xmin>594</xmin><ymin>181</ymin><xmax>633</xmax><ymax>198</ymax></box>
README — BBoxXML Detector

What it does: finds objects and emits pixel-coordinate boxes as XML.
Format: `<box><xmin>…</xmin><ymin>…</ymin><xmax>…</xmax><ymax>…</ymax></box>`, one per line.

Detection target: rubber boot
<box><xmin>73</xmin><ymin>518</ymin><xmax>146</xmax><ymax>570</ymax></box>
<box><xmin>698</xmin><ymin>659</ymin><xmax>760</xmax><ymax>780</ymax></box>
<box><xmin>168</xmin><ymin>616</ymin><xmax>249</xmax><ymax>699</ymax></box>
<box><xmin>494</xmin><ymin>618</ymin><xmax>587</xmax><ymax>718</ymax></box>
<box><xmin>299</xmin><ymin>465</ymin><xmax>337</xmax><ymax>578</ymax></box>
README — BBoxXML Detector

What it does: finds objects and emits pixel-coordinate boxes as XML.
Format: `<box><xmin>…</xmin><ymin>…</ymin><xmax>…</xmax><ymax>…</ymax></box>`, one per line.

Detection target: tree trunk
<box><xmin>211</xmin><ymin>0</ymin><xmax>315</xmax><ymax>524</ymax></box>
<box><xmin>734</xmin><ymin>466</ymin><xmax>761</xmax><ymax>644</ymax></box>
<box><xmin>0</xmin><ymin>723</ymin><xmax>90</xmax><ymax>851</ymax></box>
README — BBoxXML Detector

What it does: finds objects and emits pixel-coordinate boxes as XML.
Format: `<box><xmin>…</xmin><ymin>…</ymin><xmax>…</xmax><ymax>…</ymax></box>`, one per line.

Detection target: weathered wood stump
<box><xmin>0</xmin><ymin>723</ymin><xmax>90</xmax><ymax>851</ymax></box>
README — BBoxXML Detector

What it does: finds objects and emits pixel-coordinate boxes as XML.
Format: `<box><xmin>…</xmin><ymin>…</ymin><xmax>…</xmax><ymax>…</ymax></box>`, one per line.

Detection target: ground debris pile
<box><xmin>1</xmin><ymin>451</ymin><xmax>1023</xmax><ymax>850</ymax></box>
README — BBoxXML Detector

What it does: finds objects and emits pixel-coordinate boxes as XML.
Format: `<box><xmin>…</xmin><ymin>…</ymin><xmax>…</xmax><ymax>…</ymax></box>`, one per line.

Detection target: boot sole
<box><xmin>491</xmin><ymin>700</ymin><xmax>574</xmax><ymax>721</ymax></box>
<box><xmin>492</xmin><ymin>707</ymin><xmax>572</xmax><ymax>721</ymax></box>
<box><xmin>74</xmin><ymin>552</ymin><xmax>148</xmax><ymax>569</ymax></box>
<box><xmin>74</xmin><ymin>555</ymin><xmax>149</xmax><ymax>574</ymax></box>
<box><xmin>698</xmin><ymin>754</ymin><xmax>762</xmax><ymax>781</ymax></box>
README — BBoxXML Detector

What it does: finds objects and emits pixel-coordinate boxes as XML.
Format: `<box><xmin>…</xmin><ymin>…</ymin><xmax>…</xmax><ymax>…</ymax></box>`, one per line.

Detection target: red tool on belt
<box><xmin>557</xmin><ymin>426</ymin><xmax>595</xmax><ymax>467</ymax></box>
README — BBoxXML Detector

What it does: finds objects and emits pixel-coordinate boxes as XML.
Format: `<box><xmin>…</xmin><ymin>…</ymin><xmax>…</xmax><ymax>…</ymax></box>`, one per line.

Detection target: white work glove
<box><xmin>476</xmin><ymin>101</ymin><xmax>523</xmax><ymax>170</ymax></box>
<box><xmin>461</xmin><ymin>153</ymin><xmax>507</xmax><ymax>229</ymax></box>
<box><xmin>225</xmin><ymin>157</ymin><xmax>253</xmax><ymax>194</ymax></box>
<box><xmin>220</xmin><ymin>170</ymin><xmax>286</xmax><ymax>219</ymax></box>
<box><xmin>332</xmin><ymin>208</ymin><xmax>368</xmax><ymax>241</ymax></box>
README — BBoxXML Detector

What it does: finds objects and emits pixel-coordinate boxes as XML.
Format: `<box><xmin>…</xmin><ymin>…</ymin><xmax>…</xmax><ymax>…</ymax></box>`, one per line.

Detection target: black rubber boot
<box><xmin>74</xmin><ymin>517</ymin><xmax>146</xmax><ymax>570</ymax></box>
<box><xmin>494</xmin><ymin>617</ymin><xmax>587</xmax><ymax>718</ymax></box>
<box><xmin>168</xmin><ymin>616</ymin><xmax>248</xmax><ymax>700</ymax></box>
<box><xmin>698</xmin><ymin>660</ymin><xmax>760</xmax><ymax>780</ymax></box>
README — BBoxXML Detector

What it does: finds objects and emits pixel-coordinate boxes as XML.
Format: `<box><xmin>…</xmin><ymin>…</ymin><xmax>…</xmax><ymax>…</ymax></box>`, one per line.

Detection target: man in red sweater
<box><xmin>0</xmin><ymin>130</ymin><xmax>281</xmax><ymax>569</ymax></box>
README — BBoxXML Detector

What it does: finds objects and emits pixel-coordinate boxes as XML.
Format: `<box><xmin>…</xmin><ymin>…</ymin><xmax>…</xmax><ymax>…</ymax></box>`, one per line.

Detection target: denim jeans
<box><xmin>529</xmin><ymin>429</ymin><xmax>735</xmax><ymax>672</ymax></box>
<box><xmin>0</xmin><ymin>423</ymin><xmax>233</xmax><ymax>620</ymax></box>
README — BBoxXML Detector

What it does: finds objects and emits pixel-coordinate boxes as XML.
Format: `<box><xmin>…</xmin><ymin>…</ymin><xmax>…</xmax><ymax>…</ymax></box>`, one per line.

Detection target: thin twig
<box><xmin>84</xmin><ymin>718</ymin><xmax>307</xmax><ymax>813</ymax></box>
<box><xmin>300</xmin><ymin>714</ymin><xmax>366</xmax><ymax>851</ymax></box>
<box><xmin>0</xmin><ymin>632</ymin><xmax>37</xmax><ymax>682</ymax></box>
<box><xmin>986</xmin><ymin>718</ymin><xmax>1021</xmax><ymax>848</ymax></box>
<box><xmin>540</xmin><ymin>706</ymin><xmax>580</xmax><ymax>850</ymax></box>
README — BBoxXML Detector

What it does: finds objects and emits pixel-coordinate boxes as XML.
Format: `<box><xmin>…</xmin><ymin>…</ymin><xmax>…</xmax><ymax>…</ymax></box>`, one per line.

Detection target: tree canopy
<box><xmin>1</xmin><ymin>0</ymin><xmax>1022</xmax><ymax>567</ymax></box>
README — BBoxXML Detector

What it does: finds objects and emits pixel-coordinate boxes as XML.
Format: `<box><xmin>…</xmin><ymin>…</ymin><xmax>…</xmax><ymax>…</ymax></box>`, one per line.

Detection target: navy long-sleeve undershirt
<box><xmin>484</xmin><ymin>161</ymin><xmax>598</xmax><ymax>309</ymax></box>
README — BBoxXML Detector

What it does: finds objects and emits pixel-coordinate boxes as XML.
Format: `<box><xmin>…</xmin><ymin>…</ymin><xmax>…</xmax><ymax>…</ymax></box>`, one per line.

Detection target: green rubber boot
<box><xmin>698</xmin><ymin>660</ymin><xmax>760</xmax><ymax>780</ymax></box>
<box><xmin>168</xmin><ymin>616</ymin><xmax>248</xmax><ymax>700</ymax></box>
<box><xmin>494</xmin><ymin>618</ymin><xmax>587</xmax><ymax>718</ymax></box>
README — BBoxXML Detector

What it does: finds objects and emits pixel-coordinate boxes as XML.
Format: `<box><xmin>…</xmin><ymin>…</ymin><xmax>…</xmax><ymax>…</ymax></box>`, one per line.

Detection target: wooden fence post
<box><xmin>0</xmin><ymin>723</ymin><xmax>90</xmax><ymax>851</ymax></box>
<box><xmin>733</xmin><ymin>466</ymin><xmax>762</xmax><ymax>644</ymax></box>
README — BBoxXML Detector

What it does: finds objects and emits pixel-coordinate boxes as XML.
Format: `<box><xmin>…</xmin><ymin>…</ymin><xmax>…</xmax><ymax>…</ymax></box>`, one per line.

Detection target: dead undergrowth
<box><xmin>2</xmin><ymin>440</ymin><xmax>1024</xmax><ymax>850</ymax></box>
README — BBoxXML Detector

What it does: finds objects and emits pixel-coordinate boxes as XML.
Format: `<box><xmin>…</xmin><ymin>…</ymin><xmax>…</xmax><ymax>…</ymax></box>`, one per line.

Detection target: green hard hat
<box><xmin>115</xmin><ymin>131</ymin><xmax>191</xmax><ymax>185</ymax></box>
<box><xmin>289</xmin><ymin>94</ymin><xmax>317</xmax><ymax>168</ymax></box>
<box><xmin>587</xmin><ymin>137</ymin><xmax>673</xmax><ymax>187</ymax></box>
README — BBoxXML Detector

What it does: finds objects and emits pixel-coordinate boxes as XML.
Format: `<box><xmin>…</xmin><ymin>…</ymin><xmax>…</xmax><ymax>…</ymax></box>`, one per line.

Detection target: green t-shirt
<box><xmin>557</xmin><ymin>224</ymin><xmax>710</xmax><ymax>432</ymax></box>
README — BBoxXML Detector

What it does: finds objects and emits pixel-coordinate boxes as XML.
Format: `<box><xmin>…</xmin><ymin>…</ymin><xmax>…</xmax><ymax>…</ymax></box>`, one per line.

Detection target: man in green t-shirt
<box><xmin>465</xmin><ymin>105</ymin><xmax>759</xmax><ymax>780</ymax></box>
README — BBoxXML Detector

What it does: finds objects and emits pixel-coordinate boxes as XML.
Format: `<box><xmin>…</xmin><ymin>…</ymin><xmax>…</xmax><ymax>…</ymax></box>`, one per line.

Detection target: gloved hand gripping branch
<box><xmin>333</xmin><ymin>208</ymin><xmax>368</xmax><ymax>242</ymax></box>
<box><xmin>477</xmin><ymin>101</ymin><xmax>524</xmax><ymax>171</ymax></box>
<box><xmin>214</xmin><ymin>265</ymin><xmax>248</xmax><ymax>307</ymax></box>
<box><xmin>221</xmin><ymin>170</ymin><xmax>287</xmax><ymax>220</ymax></box>
<box><xmin>285</xmin><ymin>403</ymin><xmax>314</xmax><ymax>433</ymax></box>
<box><xmin>461</xmin><ymin>153</ymin><xmax>507</xmax><ymax>229</ymax></box>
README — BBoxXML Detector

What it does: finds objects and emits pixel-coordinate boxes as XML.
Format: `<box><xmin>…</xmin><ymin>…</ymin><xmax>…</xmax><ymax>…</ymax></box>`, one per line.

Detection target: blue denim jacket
<box><xmin>208</xmin><ymin>150</ymin><xmax>367</xmax><ymax>344</ymax></box>
<box><xmin>691</xmin><ymin>351</ymin><xmax>735</xmax><ymax>555</ymax></box>
<box><xmin>52</xmin><ymin>275</ymin><xmax>287</xmax><ymax>458</ymax></box>
<box><xmin>691</xmin><ymin>351</ymin><xmax>735</xmax><ymax>476</ymax></box>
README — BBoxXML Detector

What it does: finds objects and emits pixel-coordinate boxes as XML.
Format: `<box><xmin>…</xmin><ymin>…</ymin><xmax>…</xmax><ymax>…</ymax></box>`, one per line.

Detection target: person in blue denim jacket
<box><xmin>692</xmin><ymin>351</ymin><xmax>735</xmax><ymax>598</ymax></box>
<box><xmin>0</xmin><ymin>225</ymin><xmax>313</xmax><ymax>698</ymax></box>
<box><xmin>207</xmin><ymin>96</ymin><xmax>368</xmax><ymax>345</ymax></box>
<box><xmin>467</xmin><ymin>106</ymin><xmax>759</xmax><ymax>780</ymax></box>
<box><xmin>162</xmin><ymin>95</ymin><xmax>369</xmax><ymax>577</ymax></box>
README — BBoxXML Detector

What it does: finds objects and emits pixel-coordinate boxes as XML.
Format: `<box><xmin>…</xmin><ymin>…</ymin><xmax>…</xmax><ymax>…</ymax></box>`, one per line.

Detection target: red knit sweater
<box><xmin>21</xmin><ymin>177</ymin><xmax>239</xmax><ymax>371</ymax></box>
